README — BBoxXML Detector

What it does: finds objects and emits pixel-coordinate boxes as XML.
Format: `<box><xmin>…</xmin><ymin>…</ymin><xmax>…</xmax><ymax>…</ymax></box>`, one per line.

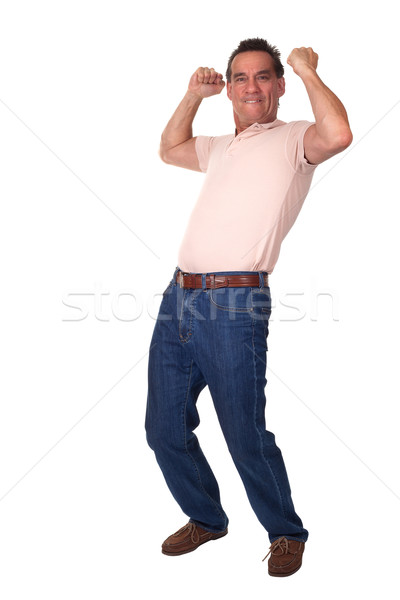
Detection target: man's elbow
<box><xmin>159</xmin><ymin>146</ymin><xmax>172</xmax><ymax>164</ymax></box>
<box><xmin>329</xmin><ymin>127</ymin><xmax>353</xmax><ymax>154</ymax></box>
<box><xmin>336</xmin><ymin>128</ymin><xmax>353</xmax><ymax>151</ymax></box>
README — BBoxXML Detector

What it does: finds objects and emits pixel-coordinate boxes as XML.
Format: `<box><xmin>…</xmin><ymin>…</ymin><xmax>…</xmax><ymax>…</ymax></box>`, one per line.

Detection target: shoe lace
<box><xmin>172</xmin><ymin>522</ymin><xmax>200</xmax><ymax>545</ymax></box>
<box><xmin>262</xmin><ymin>536</ymin><xmax>289</xmax><ymax>562</ymax></box>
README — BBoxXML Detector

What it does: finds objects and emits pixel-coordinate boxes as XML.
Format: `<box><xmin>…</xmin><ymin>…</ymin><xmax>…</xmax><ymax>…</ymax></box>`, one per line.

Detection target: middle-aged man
<box><xmin>145</xmin><ymin>38</ymin><xmax>352</xmax><ymax>577</ymax></box>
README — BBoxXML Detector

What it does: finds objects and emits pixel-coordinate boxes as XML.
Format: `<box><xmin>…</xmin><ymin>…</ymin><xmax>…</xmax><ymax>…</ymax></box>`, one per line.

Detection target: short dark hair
<box><xmin>226</xmin><ymin>37</ymin><xmax>284</xmax><ymax>82</ymax></box>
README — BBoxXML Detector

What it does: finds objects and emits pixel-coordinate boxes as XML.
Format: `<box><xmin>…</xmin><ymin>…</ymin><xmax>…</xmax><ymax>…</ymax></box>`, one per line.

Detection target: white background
<box><xmin>0</xmin><ymin>0</ymin><xmax>399</xmax><ymax>597</ymax></box>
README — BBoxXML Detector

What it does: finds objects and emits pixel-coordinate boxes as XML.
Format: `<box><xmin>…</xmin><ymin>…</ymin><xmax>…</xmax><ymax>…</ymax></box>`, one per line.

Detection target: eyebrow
<box><xmin>233</xmin><ymin>69</ymin><xmax>272</xmax><ymax>79</ymax></box>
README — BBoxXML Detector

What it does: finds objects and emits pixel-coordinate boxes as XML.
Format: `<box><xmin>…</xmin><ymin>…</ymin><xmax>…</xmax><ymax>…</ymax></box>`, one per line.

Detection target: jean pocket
<box><xmin>208</xmin><ymin>287</ymin><xmax>253</xmax><ymax>312</ymax></box>
<box><xmin>251</xmin><ymin>288</ymin><xmax>272</xmax><ymax>315</ymax></box>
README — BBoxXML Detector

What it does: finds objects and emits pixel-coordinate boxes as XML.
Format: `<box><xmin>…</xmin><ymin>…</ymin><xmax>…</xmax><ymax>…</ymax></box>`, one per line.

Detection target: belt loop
<box><xmin>201</xmin><ymin>274</ymin><xmax>207</xmax><ymax>290</ymax></box>
<box><xmin>258</xmin><ymin>272</ymin><xmax>264</xmax><ymax>288</ymax></box>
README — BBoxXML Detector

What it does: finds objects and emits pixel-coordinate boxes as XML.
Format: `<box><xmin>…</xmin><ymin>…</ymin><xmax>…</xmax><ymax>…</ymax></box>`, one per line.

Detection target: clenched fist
<box><xmin>287</xmin><ymin>47</ymin><xmax>318</xmax><ymax>77</ymax></box>
<box><xmin>188</xmin><ymin>67</ymin><xmax>225</xmax><ymax>99</ymax></box>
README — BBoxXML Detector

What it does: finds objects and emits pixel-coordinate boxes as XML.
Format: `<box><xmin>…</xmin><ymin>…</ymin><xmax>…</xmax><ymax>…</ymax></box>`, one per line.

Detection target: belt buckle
<box><xmin>177</xmin><ymin>271</ymin><xmax>184</xmax><ymax>288</ymax></box>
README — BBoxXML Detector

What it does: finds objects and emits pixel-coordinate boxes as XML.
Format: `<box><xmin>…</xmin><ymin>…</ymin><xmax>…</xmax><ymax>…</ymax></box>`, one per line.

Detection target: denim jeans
<box><xmin>145</xmin><ymin>266</ymin><xmax>308</xmax><ymax>543</ymax></box>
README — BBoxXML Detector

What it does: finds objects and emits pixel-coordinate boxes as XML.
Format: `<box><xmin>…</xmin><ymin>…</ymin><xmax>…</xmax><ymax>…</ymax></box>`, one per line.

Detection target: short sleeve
<box><xmin>195</xmin><ymin>135</ymin><xmax>215</xmax><ymax>173</ymax></box>
<box><xmin>285</xmin><ymin>120</ymin><xmax>318</xmax><ymax>174</ymax></box>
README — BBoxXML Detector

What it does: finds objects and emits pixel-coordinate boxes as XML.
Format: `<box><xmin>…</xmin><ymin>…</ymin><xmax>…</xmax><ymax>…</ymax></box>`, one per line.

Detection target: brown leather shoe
<box><xmin>162</xmin><ymin>522</ymin><xmax>228</xmax><ymax>556</ymax></box>
<box><xmin>263</xmin><ymin>536</ymin><xmax>305</xmax><ymax>577</ymax></box>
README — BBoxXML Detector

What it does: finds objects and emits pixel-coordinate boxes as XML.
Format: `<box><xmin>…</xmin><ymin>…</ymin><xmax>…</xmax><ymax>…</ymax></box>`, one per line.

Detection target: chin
<box><xmin>244</xmin><ymin>111</ymin><xmax>264</xmax><ymax>122</ymax></box>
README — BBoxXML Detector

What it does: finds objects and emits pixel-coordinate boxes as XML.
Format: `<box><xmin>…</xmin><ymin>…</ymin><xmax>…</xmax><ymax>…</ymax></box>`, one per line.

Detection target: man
<box><xmin>145</xmin><ymin>38</ymin><xmax>352</xmax><ymax>577</ymax></box>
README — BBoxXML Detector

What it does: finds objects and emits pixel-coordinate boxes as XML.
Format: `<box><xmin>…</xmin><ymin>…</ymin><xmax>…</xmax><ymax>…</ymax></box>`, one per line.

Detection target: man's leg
<box><xmin>145</xmin><ymin>279</ymin><xmax>228</xmax><ymax>534</ymax></box>
<box><xmin>195</xmin><ymin>282</ymin><xmax>308</xmax><ymax>544</ymax></box>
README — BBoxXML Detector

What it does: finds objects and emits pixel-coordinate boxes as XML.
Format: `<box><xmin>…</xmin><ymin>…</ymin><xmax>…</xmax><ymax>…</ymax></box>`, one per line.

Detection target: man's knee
<box><xmin>145</xmin><ymin>419</ymin><xmax>181</xmax><ymax>455</ymax></box>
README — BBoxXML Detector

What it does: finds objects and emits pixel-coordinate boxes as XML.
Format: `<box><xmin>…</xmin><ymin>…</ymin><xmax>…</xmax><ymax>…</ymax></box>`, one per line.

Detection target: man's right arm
<box><xmin>159</xmin><ymin>67</ymin><xmax>225</xmax><ymax>172</ymax></box>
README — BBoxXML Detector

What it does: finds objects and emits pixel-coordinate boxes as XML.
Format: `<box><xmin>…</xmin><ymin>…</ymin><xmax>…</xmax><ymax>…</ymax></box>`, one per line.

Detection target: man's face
<box><xmin>226</xmin><ymin>51</ymin><xmax>285</xmax><ymax>133</ymax></box>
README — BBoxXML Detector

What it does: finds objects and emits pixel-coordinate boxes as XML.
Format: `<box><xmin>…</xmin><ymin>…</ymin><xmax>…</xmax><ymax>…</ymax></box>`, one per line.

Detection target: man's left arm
<box><xmin>287</xmin><ymin>47</ymin><xmax>353</xmax><ymax>165</ymax></box>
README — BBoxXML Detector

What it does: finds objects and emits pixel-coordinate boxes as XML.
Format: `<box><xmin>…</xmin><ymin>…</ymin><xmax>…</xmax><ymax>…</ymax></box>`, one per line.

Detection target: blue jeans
<box><xmin>145</xmin><ymin>266</ymin><xmax>308</xmax><ymax>543</ymax></box>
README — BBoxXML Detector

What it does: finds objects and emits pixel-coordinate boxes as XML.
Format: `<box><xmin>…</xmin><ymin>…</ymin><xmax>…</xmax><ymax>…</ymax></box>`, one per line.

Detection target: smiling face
<box><xmin>226</xmin><ymin>51</ymin><xmax>285</xmax><ymax>134</ymax></box>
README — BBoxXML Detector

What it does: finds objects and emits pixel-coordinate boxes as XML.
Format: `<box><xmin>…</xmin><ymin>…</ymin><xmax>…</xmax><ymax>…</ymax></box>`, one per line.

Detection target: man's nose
<box><xmin>245</xmin><ymin>77</ymin><xmax>261</xmax><ymax>93</ymax></box>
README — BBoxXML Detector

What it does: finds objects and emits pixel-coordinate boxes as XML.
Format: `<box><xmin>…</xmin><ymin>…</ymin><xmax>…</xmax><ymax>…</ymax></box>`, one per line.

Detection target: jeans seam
<box><xmin>251</xmin><ymin>313</ymin><xmax>288</xmax><ymax>521</ymax></box>
<box><xmin>182</xmin><ymin>359</ymin><xmax>227</xmax><ymax>525</ymax></box>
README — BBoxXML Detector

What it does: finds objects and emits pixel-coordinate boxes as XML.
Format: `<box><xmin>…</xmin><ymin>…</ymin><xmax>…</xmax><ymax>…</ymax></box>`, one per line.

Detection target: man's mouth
<box><xmin>244</xmin><ymin>99</ymin><xmax>263</xmax><ymax>104</ymax></box>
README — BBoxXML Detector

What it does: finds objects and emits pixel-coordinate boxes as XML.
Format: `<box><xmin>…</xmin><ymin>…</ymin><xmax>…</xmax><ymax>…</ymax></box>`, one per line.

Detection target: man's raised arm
<box><xmin>159</xmin><ymin>67</ymin><xmax>225</xmax><ymax>172</ymax></box>
<box><xmin>287</xmin><ymin>47</ymin><xmax>353</xmax><ymax>165</ymax></box>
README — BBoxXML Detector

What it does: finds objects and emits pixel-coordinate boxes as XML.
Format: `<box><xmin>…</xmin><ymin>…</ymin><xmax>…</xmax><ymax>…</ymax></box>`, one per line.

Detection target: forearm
<box><xmin>300</xmin><ymin>68</ymin><xmax>352</xmax><ymax>147</ymax></box>
<box><xmin>160</xmin><ymin>91</ymin><xmax>203</xmax><ymax>158</ymax></box>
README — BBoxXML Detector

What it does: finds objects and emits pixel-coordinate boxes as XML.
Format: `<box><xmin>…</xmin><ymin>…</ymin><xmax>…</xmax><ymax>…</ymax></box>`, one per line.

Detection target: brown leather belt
<box><xmin>175</xmin><ymin>270</ymin><xmax>269</xmax><ymax>289</ymax></box>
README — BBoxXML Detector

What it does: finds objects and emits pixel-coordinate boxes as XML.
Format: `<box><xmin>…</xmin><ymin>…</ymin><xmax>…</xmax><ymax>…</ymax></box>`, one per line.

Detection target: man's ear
<box><xmin>226</xmin><ymin>81</ymin><xmax>232</xmax><ymax>101</ymax></box>
<box><xmin>277</xmin><ymin>76</ymin><xmax>285</xmax><ymax>98</ymax></box>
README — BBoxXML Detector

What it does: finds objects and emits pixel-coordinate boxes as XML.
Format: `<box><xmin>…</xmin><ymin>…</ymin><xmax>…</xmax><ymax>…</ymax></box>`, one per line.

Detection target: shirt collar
<box><xmin>234</xmin><ymin>118</ymin><xmax>285</xmax><ymax>137</ymax></box>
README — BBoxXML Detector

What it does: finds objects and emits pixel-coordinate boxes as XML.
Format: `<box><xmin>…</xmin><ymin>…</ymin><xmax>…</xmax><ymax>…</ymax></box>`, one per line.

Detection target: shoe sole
<box><xmin>162</xmin><ymin>529</ymin><xmax>228</xmax><ymax>556</ymax></box>
<box><xmin>268</xmin><ymin>563</ymin><xmax>302</xmax><ymax>577</ymax></box>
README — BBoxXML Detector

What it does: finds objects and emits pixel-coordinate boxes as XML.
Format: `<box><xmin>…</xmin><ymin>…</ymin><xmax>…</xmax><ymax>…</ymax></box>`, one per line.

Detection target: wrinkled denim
<box><xmin>145</xmin><ymin>266</ymin><xmax>308</xmax><ymax>543</ymax></box>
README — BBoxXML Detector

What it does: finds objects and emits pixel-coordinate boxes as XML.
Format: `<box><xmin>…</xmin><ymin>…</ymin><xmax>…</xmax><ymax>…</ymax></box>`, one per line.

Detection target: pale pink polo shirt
<box><xmin>177</xmin><ymin>119</ymin><xmax>318</xmax><ymax>274</ymax></box>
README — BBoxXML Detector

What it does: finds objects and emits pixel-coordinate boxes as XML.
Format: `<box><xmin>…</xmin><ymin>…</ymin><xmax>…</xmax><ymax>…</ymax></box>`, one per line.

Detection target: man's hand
<box><xmin>188</xmin><ymin>67</ymin><xmax>225</xmax><ymax>99</ymax></box>
<box><xmin>287</xmin><ymin>47</ymin><xmax>318</xmax><ymax>78</ymax></box>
